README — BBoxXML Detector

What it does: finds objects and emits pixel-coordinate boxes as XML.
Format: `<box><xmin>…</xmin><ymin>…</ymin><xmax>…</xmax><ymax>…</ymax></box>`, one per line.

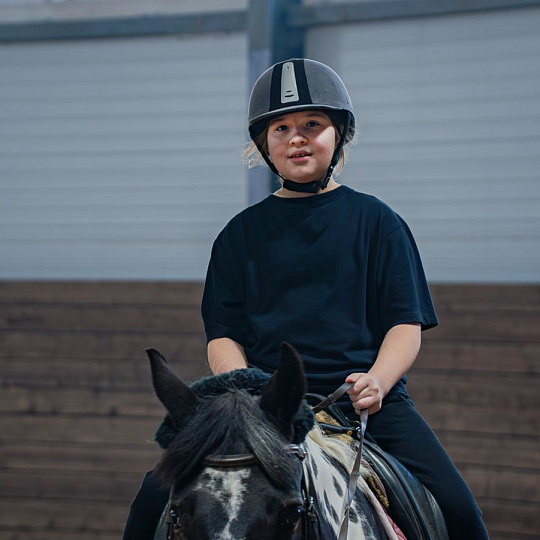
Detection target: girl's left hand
<box><xmin>345</xmin><ymin>373</ymin><xmax>384</xmax><ymax>415</ymax></box>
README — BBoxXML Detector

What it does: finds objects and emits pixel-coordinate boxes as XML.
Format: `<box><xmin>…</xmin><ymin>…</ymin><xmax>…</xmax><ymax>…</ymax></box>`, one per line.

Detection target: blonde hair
<box><xmin>242</xmin><ymin>112</ymin><xmax>355</xmax><ymax>177</ymax></box>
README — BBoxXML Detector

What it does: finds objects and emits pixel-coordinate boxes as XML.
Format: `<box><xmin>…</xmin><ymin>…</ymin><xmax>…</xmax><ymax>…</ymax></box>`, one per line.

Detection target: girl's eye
<box><xmin>275</xmin><ymin>124</ymin><xmax>289</xmax><ymax>131</ymax></box>
<box><xmin>306</xmin><ymin>121</ymin><xmax>320</xmax><ymax>127</ymax></box>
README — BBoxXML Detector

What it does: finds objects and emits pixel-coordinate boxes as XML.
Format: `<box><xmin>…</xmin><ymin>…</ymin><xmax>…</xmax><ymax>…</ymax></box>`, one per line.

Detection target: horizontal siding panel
<box><xmin>320</xmin><ymin>9</ymin><xmax>540</xmax><ymax>48</ymax></box>
<box><xmin>1</xmin><ymin>414</ymin><xmax>162</xmax><ymax>445</ymax></box>
<box><xmin>0</xmin><ymin>303</ymin><xmax>204</xmax><ymax>333</ymax></box>
<box><xmin>0</xmin><ymin>222</ymin><xmax>230</xmax><ymax>243</ymax></box>
<box><xmin>351</xmin><ymin>138</ymin><xmax>540</xmax><ymax>161</ymax></box>
<box><xmin>350</xmin><ymin>75</ymin><xmax>539</xmax><ymax>105</ymax></box>
<box><xmin>0</xmin><ymin>244</ymin><xmax>217</xmax><ymax>279</ymax></box>
<box><xmin>0</xmin><ymin>281</ymin><xmax>204</xmax><ymax>304</ymax></box>
<box><xmin>359</xmin><ymin>94</ymin><xmax>540</xmax><ymax>124</ymax></box>
<box><xmin>437</xmin><ymin>432</ymin><xmax>540</xmax><ymax>471</ymax></box>
<box><xmin>0</xmin><ymin>49</ymin><xmax>245</xmax><ymax>84</ymax></box>
<box><xmin>480</xmin><ymin>499</ymin><xmax>540</xmax><ymax>538</ymax></box>
<box><xmin>408</xmin><ymin>371</ymin><xmax>540</xmax><ymax>409</ymax></box>
<box><xmin>0</xmin><ymin>134</ymin><xmax>245</xmax><ymax>155</ymax></box>
<box><xmin>0</xmin><ymin>171</ymin><xmax>247</xmax><ymax>190</ymax></box>
<box><xmin>417</xmin><ymin>341</ymin><xmax>540</xmax><ymax>375</ymax></box>
<box><xmin>430</xmin><ymin>284</ymin><xmax>540</xmax><ymax>309</ymax></box>
<box><xmin>0</xmin><ymin>440</ymin><xmax>159</xmax><ymax>474</ymax></box>
<box><xmin>0</xmin><ymin>149</ymin><xmax>243</xmax><ymax>172</ymax></box>
<box><xmin>2</xmin><ymin>531</ymin><xmax>118</xmax><ymax>540</ymax></box>
<box><xmin>0</xmin><ymin>32</ymin><xmax>246</xmax><ymax>64</ymax></box>
<box><xmin>354</xmin><ymin>155</ymin><xmax>540</xmax><ymax>179</ymax></box>
<box><xmin>0</xmin><ymin>148</ymin><xmax>241</xmax><ymax>168</ymax></box>
<box><xmin>357</xmin><ymin>176</ymin><xmax>539</xmax><ymax>202</ymax></box>
<box><xmin>415</xmin><ymin>401</ymin><xmax>538</xmax><ymax>437</ymax></box>
<box><xmin>358</xmin><ymin>118</ymin><xmax>540</xmax><ymax>144</ymax></box>
<box><xmin>0</xmin><ymin>94</ymin><xmax>246</xmax><ymax>118</ymax></box>
<box><xmin>2</xmin><ymin>111</ymin><xmax>244</xmax><ymax>135</ymax></box>
<box><xmin>0</xmin><ymin>387</ymin><xmax>162</xmax><ymax>416</ymax></box>
<box><xmin>341</xmin><ymin>33</ymin><xmax>540</xmax><ymax>70</ymax></box>
<box><xmin>0</xmin><ymin>469</ymin><xmax>140</xmax><ymax>502</ymax></box>
<box><xmin>463</xmin><ymin>466</ymin><xmax>540</xmax><ymax>505</ymax></box>
<box><xmin>0</xmin><ymin>499</ymin><xmax>126</xmax><ymax>533</ymax></box>
<box><xmin>0</xmin><ymin>330</ymin><xmax>208</xmax><ymax>368</ymax></box>
<box><xmin>0</xmin><ymin>356</ymin><xmax>174</xmax><ymax>389</ymax></box>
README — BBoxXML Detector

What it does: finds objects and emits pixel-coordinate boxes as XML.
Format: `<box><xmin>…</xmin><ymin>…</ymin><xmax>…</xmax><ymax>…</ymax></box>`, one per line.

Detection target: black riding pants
<box><xmin>357</xmin><ymin>390</ymin><xmax>490</xmax><ymax>540</ymax></box>
<box><xmin>122</xmin><ymin>469</ymin><xmax>169</xmax><ymax>540</ymax></box>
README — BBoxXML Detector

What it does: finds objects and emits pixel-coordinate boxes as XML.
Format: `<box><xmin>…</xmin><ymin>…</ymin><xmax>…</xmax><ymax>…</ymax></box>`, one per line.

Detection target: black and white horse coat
<box><xmin>148</xmin><ymin>343</ymin><xmax>399</xmax><ymax>540</ymax></box>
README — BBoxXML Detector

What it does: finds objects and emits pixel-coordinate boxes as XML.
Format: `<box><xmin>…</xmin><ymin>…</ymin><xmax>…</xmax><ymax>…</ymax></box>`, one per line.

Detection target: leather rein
<box><xmin>165</xmin><ymin>382</ymin><xmax>368</xmax><ymax>540</ymax></box>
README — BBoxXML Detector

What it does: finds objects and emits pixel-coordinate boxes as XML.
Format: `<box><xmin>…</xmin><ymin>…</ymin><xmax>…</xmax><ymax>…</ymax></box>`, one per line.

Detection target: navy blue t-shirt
<box><xmin>201</xmin><ymin>185</ymin><xmax>438</xmax><ymax>398</ymax></box>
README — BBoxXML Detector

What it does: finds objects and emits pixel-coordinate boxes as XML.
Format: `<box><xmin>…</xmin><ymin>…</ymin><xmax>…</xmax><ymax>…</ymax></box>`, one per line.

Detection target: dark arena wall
<box><xmin>0</xmin><ymin>281</ymin><xmax>538</xmax><ymax>539</ymax></box>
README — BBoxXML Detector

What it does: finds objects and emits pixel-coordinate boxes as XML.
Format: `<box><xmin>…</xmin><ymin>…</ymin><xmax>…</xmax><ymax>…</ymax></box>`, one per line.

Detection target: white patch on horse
<box><xmin>197</xmin><ymin>468</ymin><xmax>250</xmax><ymax>540</ymax></box>
<box><xmin>303</xmin><ymin>429</ymin><xmax>391</xmax><ymax>540</ymax></box>
<box><xmin>305</xmin><ymin>439</ymin><xmax>347</xmax><ymax>528</ymax></box>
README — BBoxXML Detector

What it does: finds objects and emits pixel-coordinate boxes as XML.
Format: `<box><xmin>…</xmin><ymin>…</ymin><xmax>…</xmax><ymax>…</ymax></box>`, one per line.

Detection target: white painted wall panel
<box><xmin>0</xmin><ymin>33</ymin><xmax>248</xmax><ymax>279</ymax></box>
<box><xmin>307</xmin><ymin>7</ymin><xmax>540</xmax><ymax>282</ymax></box>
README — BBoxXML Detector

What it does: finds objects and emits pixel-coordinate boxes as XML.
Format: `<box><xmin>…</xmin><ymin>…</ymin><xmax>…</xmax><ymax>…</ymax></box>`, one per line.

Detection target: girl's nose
<box><xmin>289</xmin><ymin>128</ymin><xmax>307</xmax><ymax>145</ymax></box>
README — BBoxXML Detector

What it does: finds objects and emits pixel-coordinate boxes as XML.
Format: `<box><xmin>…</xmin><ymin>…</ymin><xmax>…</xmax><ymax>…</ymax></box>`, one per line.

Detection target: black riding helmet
<box><xmin>248</xmin><ymin>58</ymin><xmax>355</xmax><ymax>193</ymax></box>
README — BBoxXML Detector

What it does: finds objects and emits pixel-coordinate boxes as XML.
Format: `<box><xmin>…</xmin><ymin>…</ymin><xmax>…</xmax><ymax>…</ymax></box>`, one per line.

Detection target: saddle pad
<box><xmin>312</xmin><ymin>405</ymin><xmax>449</xmax><ymax>540</ymax></box>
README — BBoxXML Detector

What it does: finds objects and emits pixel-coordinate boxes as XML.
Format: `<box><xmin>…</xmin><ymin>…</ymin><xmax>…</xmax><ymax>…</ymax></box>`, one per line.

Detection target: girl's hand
<box><xmin>345</xmin><ymin>372</ymin><xmax>384</xmax><ymax>415</ymax></box>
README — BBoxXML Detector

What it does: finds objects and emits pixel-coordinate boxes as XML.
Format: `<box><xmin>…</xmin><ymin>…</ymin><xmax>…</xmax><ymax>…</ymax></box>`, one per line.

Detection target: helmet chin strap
<box><xmin>282</xmin><ymin>166</ymin><xmax>333</xmax><ymax>194</ymax></box>
<box><xmin>258</xmin><ymin>115</ymin><xmax>351</xmax><ymax>195</ymax></box>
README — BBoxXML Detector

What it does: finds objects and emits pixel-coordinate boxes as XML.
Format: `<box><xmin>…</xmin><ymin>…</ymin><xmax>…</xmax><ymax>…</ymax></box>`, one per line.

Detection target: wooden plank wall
<box><xmin>407</xmin><ymin>285</ymin><xmax>540</xmax><ymax>540</ymax></box>
<box><xmin>0</xmin><ymin>282</ymin><xmax>208</xmax><ymax>540</ymax></box>
<box><xmin>0</xmin><ymin>282</ymin><xmax>538</xmax><ymax>539</ymax></box>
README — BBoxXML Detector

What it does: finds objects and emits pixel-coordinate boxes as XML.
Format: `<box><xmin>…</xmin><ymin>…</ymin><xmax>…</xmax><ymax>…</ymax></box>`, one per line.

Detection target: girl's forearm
<box><xmin>207</xmin><ymin>337</ymin><xmax>248</xmax><ymax>374</ymax></box>
<box><xmin>368</xmin><ymin>323</ymin><xmax>421</xmax><ymax>397</ymax></box>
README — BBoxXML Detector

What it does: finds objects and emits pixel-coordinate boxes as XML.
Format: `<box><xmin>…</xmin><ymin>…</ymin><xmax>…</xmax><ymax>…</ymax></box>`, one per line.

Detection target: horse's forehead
<box><xmin>192</xmin><ymin>467</ymin><xmax>287</xmax><ymax>540</ymax></box>
<box><xmin>196</xmin><ymin>467</ymin><xmax>251</xmax><ymax>501</ymax></box>
<box><xmin>194</xmin><ymin>468</ymin><xmax>252</xmax><ymax>539</ymax></box>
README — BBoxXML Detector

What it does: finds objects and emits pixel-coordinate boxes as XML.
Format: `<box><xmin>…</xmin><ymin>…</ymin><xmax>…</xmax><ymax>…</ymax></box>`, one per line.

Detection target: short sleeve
<box><xmin>201</xmin><ymin>231</ymin><xmax>251</xmax><ymax>347</ymax></box>
<box><xmin>376</xmin><ymin>220</ymin><xmax>438</xmax><ymax>337</ymax></box>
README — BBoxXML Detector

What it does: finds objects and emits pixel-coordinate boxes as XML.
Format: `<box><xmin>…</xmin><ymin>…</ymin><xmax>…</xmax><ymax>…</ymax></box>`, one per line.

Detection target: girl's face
<box><xmin>266</xmin><ymin>110</ymin><xmax>337</xmax><ymax>184</ymax></box>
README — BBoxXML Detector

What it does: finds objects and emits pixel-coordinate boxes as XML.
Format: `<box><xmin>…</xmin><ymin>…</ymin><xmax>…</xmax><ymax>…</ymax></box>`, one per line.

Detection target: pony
<box><xmin>147</xmin><ymin>342</ymin><xmax>398</xmax><ymax>540</ymax></box>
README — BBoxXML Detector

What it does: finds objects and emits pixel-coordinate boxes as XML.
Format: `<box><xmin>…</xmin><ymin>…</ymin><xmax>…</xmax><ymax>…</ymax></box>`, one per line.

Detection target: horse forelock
<box><xmin>154</xmin><ymin>389</ymin><xmax>301</xmax><ymax>492</ymax></box>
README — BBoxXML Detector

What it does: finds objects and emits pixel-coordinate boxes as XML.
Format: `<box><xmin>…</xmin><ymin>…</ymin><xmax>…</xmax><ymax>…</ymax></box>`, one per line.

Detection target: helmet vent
<box><xmin>281</xmin><ymin>62</ymin><xmax>300</xmax><ymax>103</ymax></box>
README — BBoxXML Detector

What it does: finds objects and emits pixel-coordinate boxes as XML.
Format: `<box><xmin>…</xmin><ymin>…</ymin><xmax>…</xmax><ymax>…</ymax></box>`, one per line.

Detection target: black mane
<box><xmin>154</xmin><ymin>388</ymin><xmax>301</xmax><ymax>491</ymax></box>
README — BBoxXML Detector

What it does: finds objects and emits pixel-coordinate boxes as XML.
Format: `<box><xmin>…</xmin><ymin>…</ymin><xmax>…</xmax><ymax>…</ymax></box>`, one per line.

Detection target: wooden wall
<box><xmin>0</xmin><ymin>282</ymin><xmax>538</xmax><ymax>539</ymax></box>
<box><xmin>407</xmin><ymin>285</ymin><xmax>540</xmax><ymax>540</ymax></box>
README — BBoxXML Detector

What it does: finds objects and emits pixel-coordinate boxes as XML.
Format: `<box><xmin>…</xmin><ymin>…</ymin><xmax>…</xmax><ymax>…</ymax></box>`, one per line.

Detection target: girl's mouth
<box><xmin>289</xmin><ymin>152</ymin><xmax>312</xmax><ymax>162</ymax></box>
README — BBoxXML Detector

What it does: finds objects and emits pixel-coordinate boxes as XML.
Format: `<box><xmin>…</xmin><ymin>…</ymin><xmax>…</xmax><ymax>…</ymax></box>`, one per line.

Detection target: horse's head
<box><xmin>147</xmin><ymin>342</ymin><xmax>311</xmax><ymax>540</ymax></box>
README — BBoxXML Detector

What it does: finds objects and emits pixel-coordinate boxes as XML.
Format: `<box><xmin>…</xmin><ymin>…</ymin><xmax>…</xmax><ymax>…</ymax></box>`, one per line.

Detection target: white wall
<box><xmin>307</xmin><ymin>7</ymin><xmax>540</xmax><ymax>282</ymax></box>
<box><xmin>0</xmin><ymin>32</ymin><xmax>248</xmax><ymax>279</ymax></box>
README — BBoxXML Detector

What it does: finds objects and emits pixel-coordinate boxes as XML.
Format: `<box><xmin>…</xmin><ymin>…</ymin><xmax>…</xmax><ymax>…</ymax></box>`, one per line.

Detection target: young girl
<box><xmin>201</xmin><ymin>59</ymin><xmax>489</xmax><ymax>540</ymax></box>
<box><xmin>123</xmin><ymin>58</ymin><xmax>489</xmax><ymax>539</ymax></box>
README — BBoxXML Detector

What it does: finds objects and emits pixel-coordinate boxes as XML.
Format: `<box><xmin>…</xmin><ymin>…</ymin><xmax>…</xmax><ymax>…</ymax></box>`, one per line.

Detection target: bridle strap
<box><xmin>311</xmin><ymin>382</ymin><xmax>353</xmax><ymax>413</ymax></box>
<box><xmin>338</xmin><ymin>409</ymin><xmax>368</xmax><ymax>540</ymax></box>
<box><xmin>203</xmin><ymin>444</ymin><xmax>306</xmax><ymax>468</ymax></box>
<box><xmin>204</xmin><ymin>453</ymin><xmax>259</xmax><ymax>467</ymax></box>
<box><xmin>310</xmin><ymin>383</ymin><xmax>369</xmax><ymax>540</ymax></box>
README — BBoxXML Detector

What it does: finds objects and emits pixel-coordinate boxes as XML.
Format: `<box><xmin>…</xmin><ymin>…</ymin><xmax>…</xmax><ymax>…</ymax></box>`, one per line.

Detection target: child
<box><xmin>201</xmin><ymin>58</ymin><xmax>489</xmax><ymax>540</ymax></box>
<box><xmin>123</xmin><ymin>58</ymin><xmax>489</xmax><ymax>539</ymax></box>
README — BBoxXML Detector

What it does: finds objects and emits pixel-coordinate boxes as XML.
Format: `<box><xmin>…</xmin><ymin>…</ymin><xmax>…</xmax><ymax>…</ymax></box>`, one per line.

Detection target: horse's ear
<box><xmin>259</xmin><ymin>342</ymin><xmax>306</xmax><ymax>438</ymax></box>
<box><xmin>146</xmin><ymin>348</ymin><xmax>199</xmax><ymax>424</ymax></box>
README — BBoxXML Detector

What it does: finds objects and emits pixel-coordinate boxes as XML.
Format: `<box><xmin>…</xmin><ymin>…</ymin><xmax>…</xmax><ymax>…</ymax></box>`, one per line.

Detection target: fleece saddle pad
<box><xmin>307</xmin><ymin>395</ymin><xmax>449</xmax><ymax>540</ymax></box>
